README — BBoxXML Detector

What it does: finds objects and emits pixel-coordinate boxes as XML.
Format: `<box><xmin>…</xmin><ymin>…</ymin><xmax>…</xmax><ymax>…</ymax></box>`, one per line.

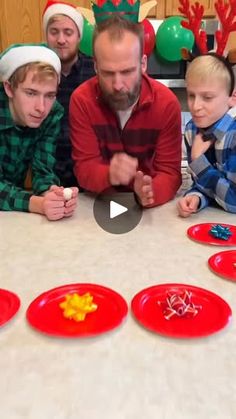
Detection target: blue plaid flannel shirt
<box><xmin>184</xmin><ymin>106</ymin><xmax>236</xmax><ymax>213</ymax></box>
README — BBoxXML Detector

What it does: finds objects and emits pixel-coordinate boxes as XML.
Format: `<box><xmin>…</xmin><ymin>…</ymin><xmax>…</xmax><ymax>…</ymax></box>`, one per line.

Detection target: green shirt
<box><xmin>0</xmin><ymin>84</ymin><xmax>64</xmax><ymax>212</ymax></box>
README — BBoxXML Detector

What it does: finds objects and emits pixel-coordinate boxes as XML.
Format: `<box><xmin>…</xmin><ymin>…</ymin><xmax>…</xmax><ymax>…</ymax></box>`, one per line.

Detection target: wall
<box><xmin>0</xmin><ymin>0</ymin><xmax>43</xmax><ymax>51</ymax></box>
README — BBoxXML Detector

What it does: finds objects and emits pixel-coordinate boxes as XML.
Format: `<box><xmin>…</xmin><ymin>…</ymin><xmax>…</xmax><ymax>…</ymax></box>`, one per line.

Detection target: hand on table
<box><xmin>134</xmin><ymin>171</ymin><xmax>154</xmax><ymax>207</ymax></box>
<box><xmin>63</xmin><ymin>187</ymin><xmax>79</xmax><ymax>218</ymax></box>
<box><xmin>177</xmin><ymin>194</ymin><xmax>200</xmax><ymax>218</ymax></box>
<box><xmin>42</xmin><ymin>185</ymin><xmax>65</xmax><ymax>221</ymax></box>
<box><xmin>109</xmin><ymin>153</ymin><xmax>138</xmax><ymax>186</ymax></box>
<box><xmin>43</xmin><ymin>185</ymin><xmax>79</xmax><ymax>220</ymax></box>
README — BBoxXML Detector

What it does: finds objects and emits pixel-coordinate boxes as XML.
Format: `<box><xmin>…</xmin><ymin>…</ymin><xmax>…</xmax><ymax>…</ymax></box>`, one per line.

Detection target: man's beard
<box><xmin>100</xmin><ymin>77</ymin><xmax>141</xmax><ymax>111</ymax></box>
<box><xmin>56</xmin><ymin>48</ymin><xmax>77</xmax><ymax>65</ymax></box>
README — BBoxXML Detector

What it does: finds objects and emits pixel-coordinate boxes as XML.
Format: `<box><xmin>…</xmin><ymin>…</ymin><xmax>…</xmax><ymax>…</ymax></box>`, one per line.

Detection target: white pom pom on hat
<box><xmin>0</xmin><ymin>43</ymin><xmax>61</xmax><ymax>82</ymax></box>
<box><xmin>42</xmin><ymin>0</ymin><xmax>84</xmax><ymax>36</ymax></box>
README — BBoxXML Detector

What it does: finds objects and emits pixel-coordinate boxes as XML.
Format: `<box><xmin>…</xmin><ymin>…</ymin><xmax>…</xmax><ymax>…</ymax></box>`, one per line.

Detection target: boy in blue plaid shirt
<box><xmin>0</xmin><ymin>43</ymin><xmax>78</xmax><ymax>220</ymax></box>
<box><xmin>177</xmin><ymin>54</ymin><xmax>236</xmax><ymax>217</ymax></box>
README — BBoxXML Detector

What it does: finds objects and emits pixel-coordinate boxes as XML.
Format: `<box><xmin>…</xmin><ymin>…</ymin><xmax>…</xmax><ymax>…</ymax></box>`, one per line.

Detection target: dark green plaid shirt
<box><xmin>0</xmin><ymin>84</ymin><xmax>64</xmax><ymax>212</ymax></box>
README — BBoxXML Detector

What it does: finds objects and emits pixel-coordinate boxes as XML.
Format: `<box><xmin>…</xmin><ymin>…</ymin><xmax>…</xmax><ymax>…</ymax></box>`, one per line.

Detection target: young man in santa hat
<box><xmin>43</xmin><ymin>0</ymin><xmax>95</xmax><ymax>188</ymax></box>
<box><xmin>0</xmin><ymin>43</ymin><xmax>78</xmax><ymax>220</ymax></box>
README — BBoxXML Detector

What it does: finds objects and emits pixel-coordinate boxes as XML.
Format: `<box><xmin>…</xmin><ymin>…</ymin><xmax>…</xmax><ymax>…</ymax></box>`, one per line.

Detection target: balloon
<box><xmin>155</xmin><ymin>16</ymin><xmax>194</xmax><ymax>62</ymax></box>
<box><xmin>79</xmin><ymin>19</ymin><xmax>95</xmax><ymax>57</ymax></box>
<box><xmin>141</xmin><ymin>19</ymin><xmax>156</xmax><ymax>57</ymax></box>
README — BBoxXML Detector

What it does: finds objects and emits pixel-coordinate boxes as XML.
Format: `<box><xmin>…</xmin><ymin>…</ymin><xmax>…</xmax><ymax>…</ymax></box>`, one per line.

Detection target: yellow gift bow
<box><xmin>59</xmin><ymin>292</ymin><xmax>98</xmax><ymax>322</ymax></box>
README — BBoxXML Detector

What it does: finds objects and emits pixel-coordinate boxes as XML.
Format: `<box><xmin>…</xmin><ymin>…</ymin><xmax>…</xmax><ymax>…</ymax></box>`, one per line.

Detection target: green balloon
<box><xmin>80</xmin><ymin>19</ymin><xmax>94</xmax><ymax>57</ymax></box>
<box><xmin>155</xmin><ymin>16</ymin><xmax>194</xmax><ymax>62</ymax></box>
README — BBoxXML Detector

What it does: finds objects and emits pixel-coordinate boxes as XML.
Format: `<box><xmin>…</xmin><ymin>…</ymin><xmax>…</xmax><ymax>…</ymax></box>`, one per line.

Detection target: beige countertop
<box><xmin>1</xmin><ymin>194</ymin><xmax>236</xmax><ymax>419</ymax></box>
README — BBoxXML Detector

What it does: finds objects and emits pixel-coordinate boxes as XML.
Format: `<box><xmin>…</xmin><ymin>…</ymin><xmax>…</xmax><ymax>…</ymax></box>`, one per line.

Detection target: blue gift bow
<box><xmin>209</xmin><ymin>224</ymin><xmax>232</xmax><ymax>241</ymax></box>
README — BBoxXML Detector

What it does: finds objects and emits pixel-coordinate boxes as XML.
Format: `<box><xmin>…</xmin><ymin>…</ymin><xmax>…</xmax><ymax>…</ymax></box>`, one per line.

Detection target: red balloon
<box><xmin>141</xmin><ymin>19</ymin><xmax>156</xmax><ymax>56</ymax></box>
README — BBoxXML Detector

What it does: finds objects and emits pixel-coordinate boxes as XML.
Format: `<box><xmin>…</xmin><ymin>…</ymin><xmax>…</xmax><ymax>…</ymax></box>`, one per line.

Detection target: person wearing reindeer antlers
<box><xmin>177</xmin><ymin>0</ymin><xmax>236</xmax><ymax>217</ymax></box>
<box><xmin>69</xmin><ymin>1</ymin><xmax>182</xmax><ymax>208</ymax></box>
<box><xmin>43</xmin><ymin>0</ymin><xmax>95</xmax><ymax>188</ymax></box>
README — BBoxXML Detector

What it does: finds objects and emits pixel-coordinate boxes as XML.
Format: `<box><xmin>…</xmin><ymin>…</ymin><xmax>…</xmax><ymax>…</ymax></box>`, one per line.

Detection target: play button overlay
<box><xmin>110</xmin><ymin>201</ymin><xmax>128</xmax><ymax>219</ymax></box>
<box><xmin>93</xmin><ymin>189</ymin><xmax>143</xmax><ymax>234</ymax></box>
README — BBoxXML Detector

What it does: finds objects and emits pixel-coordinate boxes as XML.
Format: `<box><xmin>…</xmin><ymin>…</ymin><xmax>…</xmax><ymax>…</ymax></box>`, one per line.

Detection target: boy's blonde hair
<box><xmin>9</xmin><ymin>62</ymin><xmax>59</xmax><ymax>90</ymax></box>
<box><xmin>186</xmin><ymin>54</ymin><xmax>234</xmax><ymax>95</ymax></box>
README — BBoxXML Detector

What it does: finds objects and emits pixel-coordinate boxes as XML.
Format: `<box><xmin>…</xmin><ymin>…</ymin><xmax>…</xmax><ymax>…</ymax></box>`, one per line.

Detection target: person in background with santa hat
<box><xmin>42</xmin><ymin>0</ymin><xmax>95</xmax><ymax>188</ymax></box>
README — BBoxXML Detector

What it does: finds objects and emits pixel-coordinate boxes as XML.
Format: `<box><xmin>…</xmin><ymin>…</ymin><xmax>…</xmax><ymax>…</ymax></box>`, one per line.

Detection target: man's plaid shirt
<box><xmin>0</xmin><ymin>84</ymin><xmax>63</xmax><ymax>212</ymax></box>
<box><xmin>55</xmin><ymin>52</ymin><xmax>95</xmax><ymax>187</ymax></box>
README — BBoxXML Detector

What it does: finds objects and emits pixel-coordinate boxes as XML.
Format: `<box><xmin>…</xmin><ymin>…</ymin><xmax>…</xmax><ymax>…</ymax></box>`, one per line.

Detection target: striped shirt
<box><xmin>184</xmin><ymin>106</ymin><xmax>236</xmax><ymax>213</ymax></box>
<box><xmin>0</xmin><ymin>84</ymin><xmax>63</xmax><ymax>212</ymax></box>
<box><xmin>55</xmin><ymin>53</ymin><xmax>95</xmax><ymax>187</ymax></box>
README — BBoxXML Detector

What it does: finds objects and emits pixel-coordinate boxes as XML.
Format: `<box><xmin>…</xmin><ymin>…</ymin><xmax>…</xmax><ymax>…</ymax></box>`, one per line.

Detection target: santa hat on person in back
<box><xmin>42</xmin><ymin>1</ymin><xmax>84</xmax><ymax>37</ymax></box>
<box><xmin>0</xmin><ymin>43</ymin><xmax>61</xmax><ymax>81</ymax></box>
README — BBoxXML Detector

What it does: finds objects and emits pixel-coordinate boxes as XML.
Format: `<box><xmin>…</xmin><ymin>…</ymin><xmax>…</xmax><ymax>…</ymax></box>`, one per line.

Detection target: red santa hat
<box><xmin>42</xmin><ymin>1</ymin><xmax>83</xmax><ymax>36</ymax></box>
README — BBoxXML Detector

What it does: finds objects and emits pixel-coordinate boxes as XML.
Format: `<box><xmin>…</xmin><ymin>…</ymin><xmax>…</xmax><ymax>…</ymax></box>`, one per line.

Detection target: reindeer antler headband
<box><xmin>178</xmin><ymin>0</ymin><xmax>236</xmax><ymax>57</ymax></box>
<box><xmin>178</xmin><ymin>0</ymin><xmax>236</xmax><ymax>95</ymax></box>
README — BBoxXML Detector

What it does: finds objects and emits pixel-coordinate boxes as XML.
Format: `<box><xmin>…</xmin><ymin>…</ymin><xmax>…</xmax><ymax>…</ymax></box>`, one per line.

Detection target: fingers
<box><xmin>48</xmin><ymin>186</ymin><xmax>79</xmax><ymax>199</ymax></box>
<box><xmin>48</xmin><ymin>185</ymin><xmax>64</xmax><ymax>196</ymax></box>
<box><xmin>64</xmin><ymin>197</ymin><xmax>78</xmax><ymax>217</ymax></box>
<box><xmin>109</xmin><ymin>153</ymin><xmax>138</xmax><ymax>185</ymax></box>
<box><xmin>135</xmin><ymin>170</ymin><xmax>143</xmax><ymax>181</ymax></box>
<box><xmin>43</xmin><ymin>186</ymin><xmax>79</xmax><ymax>220</ymax></box>
<box><xmin>46</xmin><ymin>211</ymin><xmax>65</xmax><ymax>221</ymax></box>
<box><xmin>191</xmin><ymin>133</ymin><xmax>213</xmax><ymax>160</ymax></box>
<box><xmin>43</xmin><ymin>200</ymin><xmax>65</xmax><ymax>221</ymax></box>
<box><xmin>134</xmin><ymin>171</ymin><xmax>154</xmax><ymax>206</ymax></box>
<box><xmin>177</xmin><ymin>195</ymin><xmax>200</xmax><ymax>218</ymax></box>
<box><xmin>133</xmin><ymin>170</ymin><xmax>143</xmax><ymax>190</ymax></box>
<box><xmin>70</xmin><ymin>187</ymin><xmax>79</xmax><ymax>199</ymax></box>
<box><xmin>177</xmin><ymin>206</ymin><xmax>192</xmax><ymax>218</ymax></box>
<box><xmin>63</xmin><ymin>187</ymin><xmax>79</xmax><ymax>217</ymax></box>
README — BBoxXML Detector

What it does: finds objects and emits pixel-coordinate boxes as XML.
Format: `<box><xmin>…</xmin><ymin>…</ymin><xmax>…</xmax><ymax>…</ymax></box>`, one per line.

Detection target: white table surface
<box><xmin>1</xmin><ymin>194</ymin><xmax>236</xmax><ymax>419</ymax></box>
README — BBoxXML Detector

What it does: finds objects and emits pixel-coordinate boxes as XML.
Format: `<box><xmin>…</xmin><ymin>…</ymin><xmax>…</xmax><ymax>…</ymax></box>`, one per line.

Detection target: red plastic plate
<box><xmin>208</xmin><ymin>250</ymin><xmax>236</xmax><ymax>282</ymax></box>
<box><xmin>131</xmin><ymin>283</ymin><xmax>232</xmax><ymax>338</ymax></box>
<box><xmin>0</xmin><ymin>289</ymin><xmax>20</xmax><ymax>327</ymax></box>
<box><xmin>187</xmin><ymin>223</ymin><xmax>236</xmax><ymax>246</ymax></box>
<box><xmin>26</xmin><ymin>283</ymin><xmax>128</xmax><ymax>337</ymax></box>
